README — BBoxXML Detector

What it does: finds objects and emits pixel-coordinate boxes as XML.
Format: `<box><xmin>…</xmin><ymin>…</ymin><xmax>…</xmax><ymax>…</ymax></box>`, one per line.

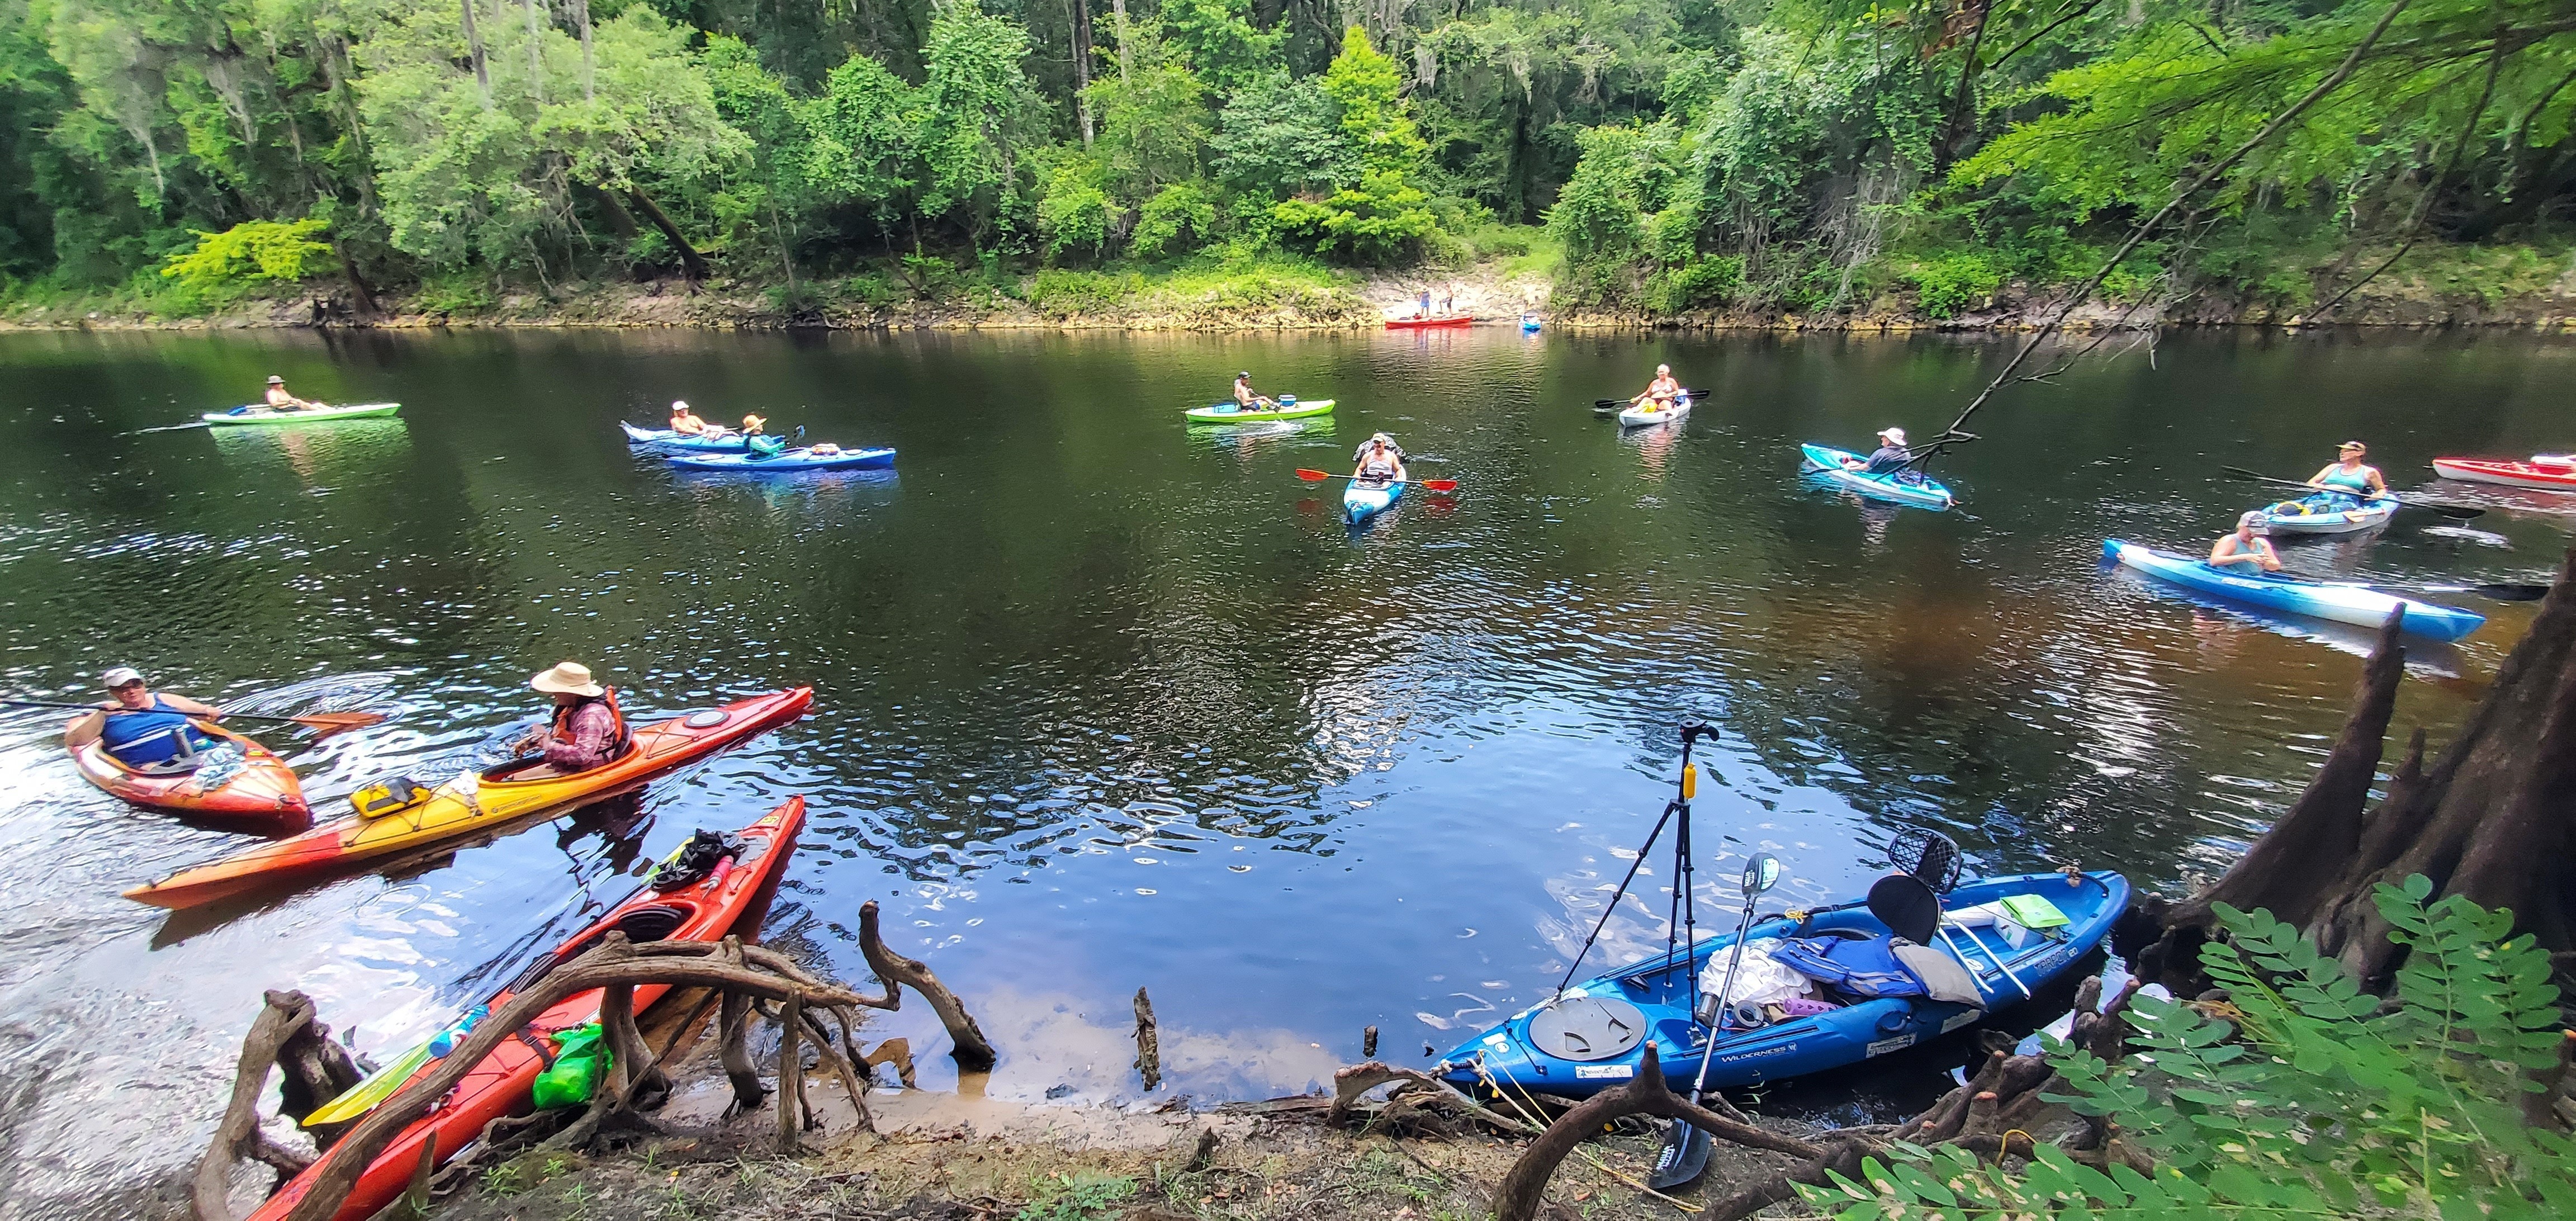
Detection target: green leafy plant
<box><xmin>1803</xmin><ymin>878</ymin><xmax>2576</xmax><ymax>1218</ymax></box>
<box><xmin>1906</xmin><ymin>251</ymin><xmax>2003</xmax><ymax>319</ymax></box>
<box><xmin>1013</xmin><ymin>1171</ymin><xmax>1136</xmax><ymax>1220</ymax></box>
<box><xmin>158</xmin><ymin>219</ymin><xmax>334</xmax><ymax>297</ymax></box>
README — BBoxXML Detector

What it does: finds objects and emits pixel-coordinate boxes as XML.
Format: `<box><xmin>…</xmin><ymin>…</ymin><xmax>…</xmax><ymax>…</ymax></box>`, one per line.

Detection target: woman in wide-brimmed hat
<box><xmin>512</xmin><ymin>661</ymin><xmax>631</xmax><ymax>774</ymax></box>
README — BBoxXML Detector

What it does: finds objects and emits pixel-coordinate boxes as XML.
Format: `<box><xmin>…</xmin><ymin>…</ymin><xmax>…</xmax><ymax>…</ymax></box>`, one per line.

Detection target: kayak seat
<box><xmin>483</xmin><ymin>743</ymin><xmax>642</xmax><ymax>784</ymax></box>
<box><xmin>513</xmin><ymin>904</ymin><xmax>695</xmax><ymax>990</ymax></box>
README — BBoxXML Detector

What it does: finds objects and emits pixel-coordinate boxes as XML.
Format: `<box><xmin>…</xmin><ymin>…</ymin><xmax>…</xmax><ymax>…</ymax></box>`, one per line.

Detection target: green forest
<box><xmin>1</xmin><ymin>0</ymin><xmax>2572</xmax><ymax>322</ymax></box>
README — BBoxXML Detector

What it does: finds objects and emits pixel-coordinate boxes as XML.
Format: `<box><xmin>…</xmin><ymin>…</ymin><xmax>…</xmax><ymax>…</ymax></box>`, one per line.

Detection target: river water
<box><xmin>0</xmin><ymin>326</ymin><xmax>2568</xmax><ymax>1215</ymax></box>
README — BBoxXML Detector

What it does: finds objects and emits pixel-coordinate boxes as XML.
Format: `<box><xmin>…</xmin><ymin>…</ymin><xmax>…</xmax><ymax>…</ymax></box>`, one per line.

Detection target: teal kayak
<box><xmin>2104</xmin><ymin>539</ymin><xmax>2484</xmax><ymax>642</ymax></box>
<box><xmin>621</xmin><ymin>422</ymin><xmax>747</xmax><ymax>451</ymax></box>
<box><xmin>1344</xmin><ymin>479</ymin><xmax>1404</xmax><ymax>524</ymax></box>
<box><xmin>203</xmin><ymin>402</ymin><xmax>400</xmax><ymax>426</ymax></box>
<box><xmin>1800</xmin><ymin>443</ymin><xmax>1954</xmax><ymax>510</ymax></box>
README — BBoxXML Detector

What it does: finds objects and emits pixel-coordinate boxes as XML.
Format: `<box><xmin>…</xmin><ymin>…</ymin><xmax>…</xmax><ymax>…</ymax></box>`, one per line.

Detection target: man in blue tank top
<box><xmin>62</xmin><ymin>666</ymin><xmax>225</xmax><ymax>770</ymax></box>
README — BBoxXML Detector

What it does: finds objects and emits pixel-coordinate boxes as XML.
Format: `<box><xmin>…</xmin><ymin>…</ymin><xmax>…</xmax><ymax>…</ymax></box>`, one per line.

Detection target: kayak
<box><xmin>1386</xmin><ymin>314</ymin><xmax>1472</xmax><ymax>330</ymax></box>
<box><xmin>1438</xmin><ymin>870</ymin><xmax>2128</xmax><ymax>1099</ymax></box>
<box><xmin>1344</xmin><ymin>479</ymin><xmax>1404</xmax><ymax>524</ymax></box>
<box><xmin>248</xmin><ymin>796</ymin><xmax>807</xmax><ymax>1221</ymax></box>
<box><xmin>1800</xmin><ymin>443</ymin><xmax>1955</xmax><ymax>510</ymax></box>
<box><xmin>2255</xmin><ymin>493</ymin><xmax>2397</xmax><ymax>534</ymax></box>
<box><xmin>1184</xmin><ymin>398</ymin><xmax>1336</xmax><ymax>424</ymax></box>
<box><xmin>2104</xmin><ymin>540</ymin><xmax>2484</xmax><ymax>642</ymax></box>
<box><xmin>2432</xmin><ymin>456</ymin><xmax>2576</xmax><ymax>491</ymax></box>
<box><xmin>620</xmin><ymin>422</ymin><xmax>748</xmax><ymax>452</ymax></box>
<box><xmin>72</xmin><ymin>722</ymin><xmax>310</xmax><ymax>836</ymax></box>
<box><xmin>124</xmin><ymin>688</ymin><xmax>814</xmax><ymax>908</ymax></box>
<box><xmin>1618</xmin><ymin>397</ymin><xmax>1690</xmax><ymax>428</ymax></box>
<box><xmin>202</xmin><ymin>403</ymin><xmax>400</xmax><ymax>426</ymax></box>
<box><xmin>666</xmin><ymin>447</ymin><xmax>896</xmax><ymax>472</ymax></box>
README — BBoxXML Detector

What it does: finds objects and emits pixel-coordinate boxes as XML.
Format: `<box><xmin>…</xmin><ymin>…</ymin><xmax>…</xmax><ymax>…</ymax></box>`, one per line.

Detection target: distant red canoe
<box><xmin>2432</xmin><ymin>456</ymin><xmax>2576</xmax><ymax>491</ymax></box>
<box><xmin>1386</xmin><ymin>314</ymin><xmax>1474</xmax><ymax>330</ymax></box>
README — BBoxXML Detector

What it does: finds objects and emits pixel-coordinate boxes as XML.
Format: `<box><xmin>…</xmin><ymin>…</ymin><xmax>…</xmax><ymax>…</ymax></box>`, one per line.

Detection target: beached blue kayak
<box><xmin>667</xmin><ymin>446</ymin><xmax>896</xmax><ymax>472</ymax></box>
<box><xmin>1437</xmin><ymin>870</ymin><xmax>2128</xmax><ymax>1099</ymax></box>
<box><xmin>1344</xmin><ymin>479</ymin><xmax>1404</xmax><ymax>524</ymax></box>
<box><xmin>2105</xmin><ymin>539</ymin><xmax>2484</xmax><ymax>642</ymax></box>
<box><xmin>622</xmin><ymin>422</ymin><xmax>748</xmax><ymax>451</ymax></box>
<box><xmin>1800</xmin><ymin>443</ymin><xmax>1955</xmax><ymax>510</ymax></box>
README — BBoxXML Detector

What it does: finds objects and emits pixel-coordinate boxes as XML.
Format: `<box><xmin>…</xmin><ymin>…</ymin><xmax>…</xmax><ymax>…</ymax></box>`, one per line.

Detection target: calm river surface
<box><xmin>1</xmin><ymin>326</ymin><xmax>2569</xmax><ymax>1215</ymax></box>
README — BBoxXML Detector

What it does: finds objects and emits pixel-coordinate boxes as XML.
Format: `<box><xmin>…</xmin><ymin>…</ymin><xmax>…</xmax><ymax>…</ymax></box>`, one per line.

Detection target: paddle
<box><xmin>2</xmin><ymin>698</ymin><xmax>385</xmax><ymax>740</ymax></box>
<box><xmin>1592</xmin><ymin>388</ymin><xmax>1710</xmax><ymax>413</ymax></box>
<box><xmin>2221</xmin><ymin>466</ymin><xmax>2484</xmax><ymax>520</ymax></box>
<box><xmin>1650</xmin><ymin>851</ymin><xmax>1783</xmax><ymax>1191</ymax></box>
<box><xmin>1293</xmin><ymin>469</ymin><xmax>1459</xmax><ymax>492</ymax></box>
<box><xmin>2315</xmin><ymin>578</ymin><xmax>2550</xmax><ymax>603</ymax></box>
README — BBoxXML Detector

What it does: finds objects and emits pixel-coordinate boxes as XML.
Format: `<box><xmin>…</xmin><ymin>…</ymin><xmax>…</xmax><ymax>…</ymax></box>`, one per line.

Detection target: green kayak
<box><xmin>202</xmin><ymin>402</ymin><xmax>402</xmax><ymax>426</ymax></box>
<box><xmin>1185</xmin><ymin>398</ymin><xmax>1334</xmax><ymax>424</ymax></box>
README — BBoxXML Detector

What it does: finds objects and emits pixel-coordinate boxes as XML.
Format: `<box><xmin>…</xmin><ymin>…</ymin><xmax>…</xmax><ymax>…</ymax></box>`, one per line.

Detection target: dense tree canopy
<box><xmin>2</xmin><ymin>0</ymin><xmax>2571</xmax><ymax>314</ymax></box>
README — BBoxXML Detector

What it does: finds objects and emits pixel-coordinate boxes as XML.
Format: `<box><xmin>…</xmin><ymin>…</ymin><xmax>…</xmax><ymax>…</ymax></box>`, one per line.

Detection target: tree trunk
<box><xmin>571</xmin><ymin>0</ymin><xmax>594</xmax><ymax>99</ymax></box>
<box><xmin>623</xmin><ymin>186</ymin><xmax>712</xmax><ymax>281</ymax></box>
<box><xmin>1935</xmin><ymin>0</ymin><xmax>1995</xmax><ymax>174</ymax></box>
<box><xmin>523</xmin><ymin>0</ymin><xmax>546</xmax><ymax>106</ymax></box>
<box><xmin>1071</xmin><ymin>0</ymin><xmax>1095</xmax><ymax>148</ymax></box>
<box><xmin>332</xmin><ymin>241</ymin><xmax>381</xmax><ymax>318</ymax></box>
<box><xmin>1110</xmin><ymin>0</ymin><xmax>1132</xmax><ymax>81</ymax></box>
<box><xmin>461</xmin><ymin>0</ymin><xmax>491</xmax><ymax>105</ymax></box>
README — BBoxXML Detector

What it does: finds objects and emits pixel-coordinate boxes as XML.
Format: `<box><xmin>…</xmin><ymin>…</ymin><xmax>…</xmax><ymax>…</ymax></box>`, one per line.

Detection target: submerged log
<box><xmin>856</xmin><ymin>900</ymin><xmax>997</xmax><ymax>1069</ymax></box>
<box><xmin>193</xmin><ymin>991</ymin><xmax>321</xmax><ymax>1221</ymax></box>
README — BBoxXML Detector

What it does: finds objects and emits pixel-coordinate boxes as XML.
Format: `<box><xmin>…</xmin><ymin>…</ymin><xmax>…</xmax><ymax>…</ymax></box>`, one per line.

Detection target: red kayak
<box><xmin>1386</xmin><ymin>313</ymin><xmax>1472</xmax><ymax>329</ymax></box>
<box><xmin>2432</xmin><ymin>455</ymin><xmax>2576</xmax><ymax>491</ymax></box>
<box><xmin>250</xmin><ymin>796</ymin><xmax>808</xmax><ymax>1221</ymax></box>
<box><xmin>73</xmin><ymin>722</ymin><xmax>310</xmax><ymax>835</ymax></box>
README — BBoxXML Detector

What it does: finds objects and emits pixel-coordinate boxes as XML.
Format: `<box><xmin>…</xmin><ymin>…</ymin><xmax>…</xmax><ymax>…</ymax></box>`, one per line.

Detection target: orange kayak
<box><xmin>73</xmin><ymin>722</ymin><xmax>310</xmax><ymax>836</ymax></box>
<box><xmin>249</xmin><ymin>796</ymin><xmax>808</xmax><ymax>1221</ymax></box>
<box><xmin>124</xmin><ymin>688</ymin><xmax>812</xmax><ymax>908</ymax></box>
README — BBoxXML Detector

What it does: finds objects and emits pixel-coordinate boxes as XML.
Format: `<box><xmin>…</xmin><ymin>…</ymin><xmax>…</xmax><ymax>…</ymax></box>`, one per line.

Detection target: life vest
<box><xmin>547</xmin><ymin>688</ymin><xmax>632</xmax><ymax>760</ymax></box>
<box><xmin>1765</xmin><ymin>934</ymin><xmax>1931</xmax><ymax>999</ymax></box>
<box><xmin>98</xmin><ymin>695</ymin><xmax>217</xmax><ymax>768</ymax></box>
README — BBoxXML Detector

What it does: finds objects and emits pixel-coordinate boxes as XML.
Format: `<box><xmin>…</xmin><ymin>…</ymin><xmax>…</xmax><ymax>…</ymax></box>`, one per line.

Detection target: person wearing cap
<box><xmin>2209</xmin><ymin>512</ymin><xmax>2284</xmax><ymax>572</ymax></box>
<box><xmin>63</xmin><ymin>667</ymin><xmax>226</xmax><ymax>770</ymax></box>
<box><xmin>1352</xmin><ymin>433</ymin><xmax>1408</xmax><ymax>487</ymax></box>
<box><xmin>2305</xmin><ymin>441</ymin><xmax>2388</xmax><ymax>505</ymax></box>
<box><xmin>668</xmin><ymin>400</ymin><xmax>716</xmax><ymax>436</ymax></box>
<box><xmin>1630</xmin><ymin>365</ymin><xmax>1683</xmax><ymax>414</ymax></box>
<box><xmin>508</xmin><ymin>662</ymin><xmax>632</xmax><ymax>775</ymax></box>
<box><xmin>1231</xmin><ymin>372</ymin><xmax>1277</xmax><ymax>412</ymax></box>
<box><xmin>263</xmin><ymin>375</ymin><xmax>325</xmax><ymax>412</ymax></box>
<box><xmin>1862</xmin><ymin>427</ymin><xmax>1914</xmax><ymax>474</ymax></box>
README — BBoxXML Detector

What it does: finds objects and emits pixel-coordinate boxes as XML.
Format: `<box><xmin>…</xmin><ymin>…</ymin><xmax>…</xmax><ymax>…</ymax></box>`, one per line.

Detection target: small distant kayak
<box><xmin>1344</xmin><ymin>479</ymin><xmax>1404</xmax><ymax>524</ymax></box>
<box><xmin>1520</xmin><ymin>315</ymin><xmax>1542</xmax><ymax>333</ymax></box>
<box><xmin>1800</xmin><ymin>443</ymin><xmax>1955</xmax><ymax>510</ymax></box>
<box><xmin>73</xmin><ymin>723</ymin><xmax>309</xmax><ymax>836</ymax></box>
<box><xmin>203</xmin><ymin>403</ymin><xmax>400</xmax><ymax>426</ymax></box>
<box><xmin>2255</xmin><ymin>493</ymin><xmax>2397</xmax><ymax>534</ymax></box>
<box><xmin>2104</xmin><ymin>539</ymin><xmax>2484</xmax><ymax>642</ymax></box>
<box><xmin>667</xmin><ymin>447</ymin><xmax>896</xmax><ymax>472</ymax></box>
<box><xmin>1618</xmin><ymin>397</ymin><xmax>1690</xmax><ymax>428</ymax></box>
<box><xmin>1386</xmin><ymin>314</ymin><xmax>1471</xmax><ymax>330</ymax></box>
<box><xmin>1185</xmin><ymin>398</ymin><xmax>1336</xmax><ymax>424</ymax></box>
<box><xmin>2432</xmin><ymin>456</ymin><xmax>2576</xmax><ymax>491</ymax></box>
<box><xmin>621</xmin><ymin>422</ymin><xmax>747</xmax><ymax>451</ymax></box>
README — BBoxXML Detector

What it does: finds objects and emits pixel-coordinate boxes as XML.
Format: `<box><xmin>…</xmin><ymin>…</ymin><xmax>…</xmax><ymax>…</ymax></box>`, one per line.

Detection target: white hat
<box><xmin>671</xmin><ymin>400</ymin><xmax>691</xmax><ymax>413</ymax></box>
<box><xmin>530</xmin><ymin>661</ymin><xmax>605</xmax><ymax>697</ymax></box>
<box><xmin>101</xmin><ymin>665</ymin><xmax>144</xmax><ymax>688</ymax></box>
<box><xmin>1878</xmin><ymin>427</ymin><xmax>1907</xmax><ymax>445</ymax></box>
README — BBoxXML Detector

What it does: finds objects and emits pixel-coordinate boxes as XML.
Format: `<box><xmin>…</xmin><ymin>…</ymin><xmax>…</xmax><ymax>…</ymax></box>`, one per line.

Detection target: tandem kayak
<box><xmin>1800</xmin><ymin>444</ymin><xmax>1955</xmax><ymax>510</ymax></box>
<box><xmin>1618</xmin><ymin>397</ymin><xmax>1690</xmax><ymax>428</ymax></box>
<box><xmin>124</xmin><ymin>688</ymin><xmax>813</xmax><ymax>908</ymax></box>
<box><xmin>2104</xmin><ymin>540</ymin><xmax>2485</xmax><ymax>642</ymax></box>
<box><xmin>1438</xmin><ymin>870</ymin><xmax>2128</xmax><ymax>1099</ymax></box>
<box><xmin>2254</xmin><ymin>493</ymin><xmax>2397</xmax><ymax>534</ymax></box>
<box><xmin>248</xmin><ymin>796</ymin><xmax>807</xmax><ymax>1221</ymax></box>
<box><xmin>1386</xmin><ymin>314</ymin><xmax>1472</xmax><ymax>330</ymax></box>
<box><xmin>1184</xmin><ymin>398</ymin><xmax>1336</xmax><ymax>424</ymax></box>
<box><xmin>73</xmin><ymin>723</ymin><xmax>309</xmax><ymax>836</ymax></box>
<box><xmin>2432</xmin><ymin>456</ymin><xmax>2576</xmax><ymax>491</ymax></box>
<box><xmin>666</xmin><ymin>447</ymin><xmax>896</xmax><ymax>472</ymax></box>
<box><xmin>202</xmin><ymin>403</ymin><xmax>400</xmax><ymax>426</ymax></box>
<box><xmin>620</xmin><ymin>422</ymin><xmax>749</xmax><ymax>451</ymax></box>
<box><xmin>1344</xmin><ymin>479</ymin><xmax>1404</xmax><ymax>524</ymax></box>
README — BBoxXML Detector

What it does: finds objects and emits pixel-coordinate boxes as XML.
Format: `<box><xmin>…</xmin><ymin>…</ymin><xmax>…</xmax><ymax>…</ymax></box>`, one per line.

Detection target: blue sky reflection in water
<box><xmin>0</xmin><ymin>326</ymin><xmax>2569</xmax><ymax>1216</ymax></box>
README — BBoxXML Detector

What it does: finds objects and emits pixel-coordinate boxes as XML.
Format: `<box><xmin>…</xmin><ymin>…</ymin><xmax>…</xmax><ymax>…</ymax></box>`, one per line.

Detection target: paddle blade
<box><xmin>292</xmin><ymin>711</ymin><xmax>387</xmax><ymax>740</ymax></box>
<box><xmin>304</xmin><ymin>1039</ymin><xmax>435</xmax><ymax>1126</ymax></box>
<box><xmin>2471</xmin><ymin>583</ymin><xmax>2552</xmax><ymax>602</ymax></box>
<box><xmin>1647</xmin><ymin>1118</ymin><xmax>1713</xmax><ymax>1190</ymax></box>
<box><xmin>1294</xmin><ymin>468</ymin><xmax>1335</xmax><ymax>482</ymax></box>
<box><xmin>1420</xmin><ymin>479</ymin><xmax>1459</xmax><ymax>492</ymax></box>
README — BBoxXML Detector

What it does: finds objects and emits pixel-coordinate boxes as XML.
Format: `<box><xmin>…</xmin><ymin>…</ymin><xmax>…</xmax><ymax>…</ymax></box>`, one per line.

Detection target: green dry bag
<box><xmin>531</xmin><ymin>1023</ymin><xmax>613</xmax><ymax>1110</ymax></box>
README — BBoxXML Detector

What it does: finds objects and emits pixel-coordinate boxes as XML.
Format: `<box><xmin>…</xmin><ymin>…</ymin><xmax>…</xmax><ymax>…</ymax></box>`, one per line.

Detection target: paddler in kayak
<box><xmin>263</xmin><ymin>375</ymin><xmax>327</xmax><ymax>412</ymax></box>
<box><xmin>1629</xmin><ymin>365</ymin><xmax>1683</xmax><ymax>414</ymax></box>
<box><xmin>1862</xmin><ymin>427</ymin><xmax>1914</xmax><ymax>474</ymax></box>
<box><xmin>668</xmin><ymin>400</ymin><xmax>723</xmax><ymax>436</ymax></box>
<box><xmin>1232</xmin><ymin>372</ymin><xmax>1278</xmax><ymax>412</ymax></box>
<box><xmin>737</xmin><ymin>413</ymin><xmax>788</xmax><ymax>460</ymax></box>
<box><xmin>2208</xmin><ymin>512</ymin><xmax>2284</xmax><ymax>573</ymax></box>
<box><xmin>63</xmin><ymin>666</ymin><xmax>226</xmax><ymax>771</ymax></box>
<box><xmin>2305</xmin><ymin>441</ymin><xmax>2388</xmax><ymax>507</ymax></box>
<box><xmin>1353</xmin><ymin>433</ymin><xmax>1408</xmax><ymax>486</ymax></box>
<box><xmin>508</xmin><ymin>662</ymin><xmax>632</xmax><ymax>775</ymax></box>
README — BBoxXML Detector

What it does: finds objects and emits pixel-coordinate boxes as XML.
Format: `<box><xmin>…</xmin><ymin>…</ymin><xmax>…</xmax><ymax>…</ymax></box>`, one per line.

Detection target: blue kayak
<box><xmin>2105</xmin><ymin>539</ymin><xmax>2484</xmax><ymax>642</ymax></box>
<box><xmin>1437</xmin><ymin>870</ymin><xmax>2128</xmax><ymax>1099</ymax></box>
<box><xmin>1344</xmin><ymin>479</ymin><xmax>1404</xmax><ymax>524</ymax></box>
<box><xmin>1800</xmin><ymin>443</ymin><xmax>1955</xmax><ymax>510</ymax></box>
<box><xmin>621</xmin><ymin>422</ymin><xmax>749</xmax><ymax>452</ymax></box>
<box><xmin>667</xmin><ymin>446</ymin><xmax>896</xmax><ymax>472</ymax></box>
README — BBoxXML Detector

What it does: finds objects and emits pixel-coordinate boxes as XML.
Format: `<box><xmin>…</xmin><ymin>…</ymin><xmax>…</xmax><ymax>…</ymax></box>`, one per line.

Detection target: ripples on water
<box><xmin>0</xmin><ymin>327</ymin><xmax>2567</xmax><ymax>1215</ymax></box>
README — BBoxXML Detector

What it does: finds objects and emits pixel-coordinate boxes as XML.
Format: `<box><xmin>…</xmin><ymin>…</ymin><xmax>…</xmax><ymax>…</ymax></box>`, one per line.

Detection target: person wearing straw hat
<box><xmin>510</xmin><ymin>662</ymin><xmax>631</xmax><ymax>774</ymax></box>
<box><xmin>2208</xmin><ymin>511</ymin><xmax>2283</xmax><ymax>573</ymax></box>
<box><xmin>263</xmin><ymin>375</ymin><xmax>327</xmax><ymax>413</ymax></box>
<box><xmin>1862</xmin><ymin>427</ymin><xmax>1914</xmax><ymax>474</ymax></box>
<box><xmin>63</xmin><ymin>666</ymin><xmax>225</xmax><ymax>770</ymax></box>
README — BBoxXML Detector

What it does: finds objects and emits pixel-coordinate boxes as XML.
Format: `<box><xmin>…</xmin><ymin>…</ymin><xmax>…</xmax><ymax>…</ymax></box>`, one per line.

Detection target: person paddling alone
<box><xmin>1631</xmin><ymin>365</ymin><xmax>1683</xmax><ymax>414</ymax></box>
<box><xmin>63</xmin><ymin>666</ymin><xmax>225</xmax><ymax>772</ymax></box>
<box><xmin>264</xmin><ymin>375</ymin><xmax>325</xmax><ymax>413</ymax></box>
<box><xmin>2208</xmin><ymin>512</ymin><xmax>2284</xmax><ymax>573</ymax></box>
<box><xmin>509</xmin><ymin>662</ymin><xmax>631</xmax><ymax>775</ymax></box>
<box><xmin>1353</xmin><ymin>433</ymin><xmax>1408</xmax><ymax>487</ymax></box>
<box><xmin>1233</xmin><ymin>371</ymin><xmax>1278</xmax><ymax>413</ymax></box>
<box><xmin>1863</xmin><ymin>427</ymin><xmax>1914</xmax><ymax>474</ymax></box>
<box><xmin>668</xmin><ymin>400</ymin><xmax>712</xmax><ymax>436</ymax></box>
<box><xmin>2307</xmin><ymin>441</ymin><xmax>2387</xmax><ymax>505</ymax></box>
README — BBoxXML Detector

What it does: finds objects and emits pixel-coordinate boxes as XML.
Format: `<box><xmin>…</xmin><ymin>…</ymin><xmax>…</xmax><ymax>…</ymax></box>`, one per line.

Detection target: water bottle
<box><xmin>427</xmin><ymin>1003</ymin><xmax>489</xmax><ymax>1058</ymax></box>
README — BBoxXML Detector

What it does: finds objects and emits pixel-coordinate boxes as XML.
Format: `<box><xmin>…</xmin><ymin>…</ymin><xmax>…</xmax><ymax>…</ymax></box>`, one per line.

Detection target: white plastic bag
<box><xmin>1699</xmin><ymin>938</ymin><xmax>1812</xmax><ymax>1010</ymax></box>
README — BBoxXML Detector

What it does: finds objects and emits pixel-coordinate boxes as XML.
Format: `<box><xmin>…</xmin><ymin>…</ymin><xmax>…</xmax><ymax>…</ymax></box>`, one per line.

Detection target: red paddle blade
<box><xmin>293</xmin><ymin>711</ymin><xmax>387</xmax><ymax>740</ymax></box>
<box><xmin>1420</xmin><ymin>479</ymin><xmax>1459</xmax><ymax>491</ymax></box>
<box><xmin>1294</xmin><ymin>468</ymin><xmax>1334</xmax><ymax>481</ymax></box>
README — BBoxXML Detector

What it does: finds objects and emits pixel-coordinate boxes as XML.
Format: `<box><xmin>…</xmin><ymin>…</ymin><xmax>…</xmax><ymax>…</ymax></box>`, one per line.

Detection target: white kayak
<box><xmin>1618</xmin><ymin>396</ymin><xmax>1690</xmax><ymax>428</ymax></box>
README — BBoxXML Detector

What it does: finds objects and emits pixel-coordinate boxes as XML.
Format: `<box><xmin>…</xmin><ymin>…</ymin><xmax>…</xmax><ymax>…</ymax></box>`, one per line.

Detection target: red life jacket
<box><xmin>548</xmin><ymin>688</ymin><xmax>632</xmax><ymax>759</ymax></box>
